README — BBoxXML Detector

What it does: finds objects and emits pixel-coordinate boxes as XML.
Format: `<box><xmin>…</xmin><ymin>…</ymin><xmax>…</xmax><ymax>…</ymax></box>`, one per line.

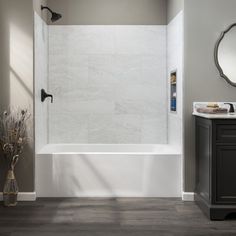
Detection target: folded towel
<box><xmin>196</xmin><ymin>107</ymin><xmax>228</xmax><ymax>114</ymax></box>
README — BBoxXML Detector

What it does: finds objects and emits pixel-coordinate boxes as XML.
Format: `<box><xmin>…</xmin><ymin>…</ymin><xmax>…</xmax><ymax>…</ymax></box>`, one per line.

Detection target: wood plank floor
<box><xmin>0</xmin><ymin>198</ymin><xmax>236</xmax><ymax>236</ymax></box>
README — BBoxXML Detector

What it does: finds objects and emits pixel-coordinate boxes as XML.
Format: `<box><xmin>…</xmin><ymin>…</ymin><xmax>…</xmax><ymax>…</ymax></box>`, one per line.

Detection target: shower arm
<box><xmin>41</xmin><ymin>6</ymin><xmax>53</xmax><ymax>14</ymax></box>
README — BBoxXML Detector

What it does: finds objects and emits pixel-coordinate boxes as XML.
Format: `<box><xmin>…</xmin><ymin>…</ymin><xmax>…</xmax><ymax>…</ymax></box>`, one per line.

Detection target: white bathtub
<box><xmin>36</xmin><ymin>144</ymin><xmax>182</xmax><ymax>198</ymax></box>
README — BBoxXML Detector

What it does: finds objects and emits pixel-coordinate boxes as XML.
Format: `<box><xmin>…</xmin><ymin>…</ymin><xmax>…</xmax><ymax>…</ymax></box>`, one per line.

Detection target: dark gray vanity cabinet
<box><xmin>195</xmin><ymin>116</ymin><xmax>236</xmax><ymax>220</ymax></box>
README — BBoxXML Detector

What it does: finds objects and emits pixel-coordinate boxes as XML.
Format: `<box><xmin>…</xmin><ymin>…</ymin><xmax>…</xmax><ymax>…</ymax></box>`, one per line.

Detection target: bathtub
<box><xmin>36</xmin><ymin>144</ymin><xmax>182</xmax><ymax>197</ymax></box>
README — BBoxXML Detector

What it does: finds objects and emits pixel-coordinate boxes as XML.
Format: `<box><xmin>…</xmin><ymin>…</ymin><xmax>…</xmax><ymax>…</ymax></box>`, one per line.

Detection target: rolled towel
<box><xmin>207</xmin><ymin>103</ymin><xmax>219</xmax><ymax>108</ymax></box>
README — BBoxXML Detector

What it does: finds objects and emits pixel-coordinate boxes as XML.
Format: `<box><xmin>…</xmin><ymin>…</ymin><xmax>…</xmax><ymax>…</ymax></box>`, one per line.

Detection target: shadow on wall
<box><xmin>0</xmin><ymin>0</ymin><xmax>34</xmax><ymax>192</ymax></box>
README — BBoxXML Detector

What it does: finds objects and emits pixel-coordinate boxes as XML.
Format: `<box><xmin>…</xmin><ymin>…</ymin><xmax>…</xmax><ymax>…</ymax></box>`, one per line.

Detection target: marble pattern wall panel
<box><xmin>34</xmin><ymin>12</ymin><xmax>48</xmax><ymax>152</ymax></box>
<box><xmin>49</xmin><ymin>26</ymin><xmax>167</xmax><ymax>144</ymax></box>
<box><xmin>167</xmin><ymin>11</ymin><xmax>183</xmax><ymax>147</ymax></box>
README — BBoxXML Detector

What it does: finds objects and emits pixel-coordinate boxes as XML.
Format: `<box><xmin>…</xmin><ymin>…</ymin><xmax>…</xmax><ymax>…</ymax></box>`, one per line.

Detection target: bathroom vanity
<box><xmin>192</xmin><ymin>21</ymin><xmax>236</xmax><ymax>220</ymax></box>
<box><xmin>194</xmin><ymin>112</ymin><xmax>236</xmax><ymax>220</ymax></box>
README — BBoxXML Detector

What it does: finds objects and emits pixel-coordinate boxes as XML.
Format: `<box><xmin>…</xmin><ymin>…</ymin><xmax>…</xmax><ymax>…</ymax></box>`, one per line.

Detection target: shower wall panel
<box><xmin>48</xmin><ymin>26</ymin><xmax>167</xmax><ymax>144</ymax></box>
<box><xmin>167</xmin><ymin>12</ymin><xmax>183</xmax><ymax>147</ymax></box>
<box><xmin>35</xmin><ymin>12</ymin><xmax>48</xmax><ymax>151</ymax></box>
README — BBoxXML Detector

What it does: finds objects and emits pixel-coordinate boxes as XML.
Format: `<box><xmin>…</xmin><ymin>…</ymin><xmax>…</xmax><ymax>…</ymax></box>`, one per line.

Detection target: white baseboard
<box><xmin>182</xmin><ymin>192</ymin><xmax>195</xmax><ymax>201</ymax></box>
<box><xmin>0</xmin><ymin>192</ymin><xmax>36</xmax><ymax>201</ymax></box>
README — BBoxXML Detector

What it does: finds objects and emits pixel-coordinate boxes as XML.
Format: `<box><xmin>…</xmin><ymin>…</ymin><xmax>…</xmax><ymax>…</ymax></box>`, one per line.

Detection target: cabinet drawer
<box><xmin>216</xmin><ymin>124</ymin><xmax>236</xmax><ymax>143</ymax></box>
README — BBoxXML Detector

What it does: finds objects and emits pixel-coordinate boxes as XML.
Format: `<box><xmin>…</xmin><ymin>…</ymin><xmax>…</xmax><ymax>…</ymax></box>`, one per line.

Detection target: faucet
<box><xmin>41</xmin><ymin>89</ymin><xmax>53</xmax><ymax>103</ymax></box>
<box><xmin>224</xmin><ymin>103</ymin><xmax>235</xmax><ymax>113</ymax></box>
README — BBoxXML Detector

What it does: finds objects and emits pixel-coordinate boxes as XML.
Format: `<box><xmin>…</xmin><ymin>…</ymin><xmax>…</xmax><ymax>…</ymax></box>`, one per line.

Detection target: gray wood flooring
<box><xmin>0</xmin><ymin>198</ymin><xmax>236</xmax><ymax>236</ymax></box>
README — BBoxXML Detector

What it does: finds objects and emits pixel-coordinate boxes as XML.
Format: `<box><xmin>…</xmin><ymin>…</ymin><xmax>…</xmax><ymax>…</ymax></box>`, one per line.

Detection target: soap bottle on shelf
<box><xmin>170</xmin><ymin>71</ymin><xmax>177</xmax><ymax>112</ymax></box>
<box><xmin>171</xmin><ymin>92</ymin><xmax>177</xmax><ymax>112</ymax></box>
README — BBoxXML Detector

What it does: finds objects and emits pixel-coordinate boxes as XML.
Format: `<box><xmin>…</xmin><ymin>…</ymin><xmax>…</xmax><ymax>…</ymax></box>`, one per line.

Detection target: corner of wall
<box><xmin>33</xmin><ymin>0</ymin><xmax>48</xmax><ymax>24</ymax></box>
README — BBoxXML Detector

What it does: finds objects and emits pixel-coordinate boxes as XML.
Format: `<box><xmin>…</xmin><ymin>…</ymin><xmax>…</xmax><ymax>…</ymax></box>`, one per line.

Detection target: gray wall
<box><xmin>0</xmin><ymin>0</ymin><xmax>47</xmax><ymax>193</ymax></box>
<box><xmin>184</xmin><ymin>0</ymin><xmax>236</xmax><ymax>192</ymax></box>
<box><xmin>47</xmin><ymin>0</ymin><xmax>167</xmax><ymax>25</ymax></box>
<box><xmin>0</xmin><ymin>0</ymin><xmax>35</xmax><ymax>192</ymax></box>
<box><xmin>167</xmin><ymin>0</ymin><xmax>183</xmax><ymax>23</ymax></box>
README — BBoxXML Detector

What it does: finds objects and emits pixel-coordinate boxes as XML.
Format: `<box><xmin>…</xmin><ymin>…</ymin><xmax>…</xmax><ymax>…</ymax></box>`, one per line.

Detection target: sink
<box><xmin>193</xmin><ymin>102</ymin><xmax>236</xmax><ymax>119</ymax></box>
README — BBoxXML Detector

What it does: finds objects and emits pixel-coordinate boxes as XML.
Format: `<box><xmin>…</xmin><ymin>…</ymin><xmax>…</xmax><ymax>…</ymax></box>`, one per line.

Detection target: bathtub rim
<box><xmin>37</xmin><ymin>143</ymin><xmax>182</xmax><ymax>155</ymax></box>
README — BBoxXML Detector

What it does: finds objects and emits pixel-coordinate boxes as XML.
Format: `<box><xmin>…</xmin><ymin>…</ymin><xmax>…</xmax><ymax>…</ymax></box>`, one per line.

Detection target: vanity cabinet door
<box><xmin>195</xmin><ymin>117</ymin><xmax>211</xmax><ymax>202</ymax></box>
<box><xmin>215</xmin><ymin>145</ymin><xmax>236</xmax><ymax>204</ymax></box>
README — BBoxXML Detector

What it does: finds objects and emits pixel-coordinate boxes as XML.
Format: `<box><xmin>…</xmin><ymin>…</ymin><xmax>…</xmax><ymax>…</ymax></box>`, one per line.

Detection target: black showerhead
<box><xmin>41</xmin><ymin>5</ymin><xmax>62</xmax><ymax>23</ymax></box>
<box><xmin>51</xmin><ymin>12</ymin><xmax>62</xmax><ymax>22</ymax></box>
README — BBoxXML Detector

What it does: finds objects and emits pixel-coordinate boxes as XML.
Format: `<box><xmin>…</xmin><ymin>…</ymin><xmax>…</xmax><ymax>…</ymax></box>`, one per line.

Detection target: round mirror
<box><xmin>215</xmin><ymin>23</ymin><xmax>236</xmax><ymax>87</ymax></box>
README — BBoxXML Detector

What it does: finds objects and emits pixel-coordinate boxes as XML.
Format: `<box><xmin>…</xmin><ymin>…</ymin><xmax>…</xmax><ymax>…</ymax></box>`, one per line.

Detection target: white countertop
<box><xmin>193</xmin><ymin>112</ymin><xmax>236</xmax><ymax>119</ymax></box>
